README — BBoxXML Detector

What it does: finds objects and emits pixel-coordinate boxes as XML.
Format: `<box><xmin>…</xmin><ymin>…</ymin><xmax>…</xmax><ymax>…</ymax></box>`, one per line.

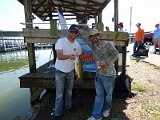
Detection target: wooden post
<box><xmin>96</xmin><ymin>13</ymin><xmax>104</xmax><ymax>32</ymax></box>
<box><xmin>114</xmin><ymin>0</ymin><xmax>119</xmax><ymax>32</ymax></box>
<box><xmin>114</xmin><ymin>0</ymin><xmax>119</xmax><ymax>75</ymax></box>
<box><xmin>50</xmin><ymin>20</ymin><xmax>57</xmax><ymax>36</ymax></box>
<box><xmin>122</xmin><ymin>43</ymin><xmax>127</xmax><ymax>75</ymax></box>
<box><xmin>50</xmin><ymin>20</ymin><xmax>57</xmax><ymax>64</ymax></box>
<box><xmin>23</xmin><ymin>0</ymin><xmax>39</xmax><ymax>104</ymax></box>
<box><xmin>23</xmin><ymin>0</ymin><xmax>36</xmax><ymax>73</ymax></box>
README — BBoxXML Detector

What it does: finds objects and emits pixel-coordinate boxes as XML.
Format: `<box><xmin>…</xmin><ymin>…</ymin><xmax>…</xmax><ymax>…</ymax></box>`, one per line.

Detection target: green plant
<box><xmin>154</xmin><ymin>66</ymin><xmax>159</xmax><ymax>70</ymax></box>
<box><xmin>132</xmin><ymin>83</ymin><xmax>146</xmax><ymax>92</ymax></box>
<box><xmin>146</xmin><ymin>105</ymin><xmax>160</xmax><ymax>119</ymax></box>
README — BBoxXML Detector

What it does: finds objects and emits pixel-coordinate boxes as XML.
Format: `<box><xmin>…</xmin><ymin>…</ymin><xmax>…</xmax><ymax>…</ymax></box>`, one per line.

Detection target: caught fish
<box><xmin>75</xmin><ymin>56</ymin><xmax>82</xmax><ymax>80</ymax></box>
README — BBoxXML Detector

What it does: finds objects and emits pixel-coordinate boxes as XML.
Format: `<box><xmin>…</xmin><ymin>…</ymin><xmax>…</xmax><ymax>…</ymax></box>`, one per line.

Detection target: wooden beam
<box><xmin>23</xmin><ymin>28</ymin><xmax>128</xmax><ymax>40</ymax></box>
<box><xmin>31</xmin><ymin>88</ymin><xmax>45</xmax><ymax>102</ymax></box>
<box><xmin>23</xmin><ymin>28</ymin><xmax>129</xmax><ymax>46</ymax></box>
<box><xmin>25</xmin><ymin>37</ymin><xmax>58</xmax><ymax>44</ymax></box>
<box><xmin>32</xmin><ymin>4</ymin><xmax>102</xmax><ymax>7</ymax></box>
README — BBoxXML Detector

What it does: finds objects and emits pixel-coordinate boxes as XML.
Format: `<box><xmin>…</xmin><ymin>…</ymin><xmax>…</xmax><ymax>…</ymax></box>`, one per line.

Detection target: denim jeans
<box><xmin>54</xmin><ymin>69</ymin><xmax>74</xmax><ymax>116</ymax></box>
<box><xmin>133</xmin><ymin>41</ymin><xmax>142</xmax><ymax>55</ymax></box>
<box><xmin>92</xmin><ymin>74</ymin><xmax>115</xmax><ymax>119</ymax></box>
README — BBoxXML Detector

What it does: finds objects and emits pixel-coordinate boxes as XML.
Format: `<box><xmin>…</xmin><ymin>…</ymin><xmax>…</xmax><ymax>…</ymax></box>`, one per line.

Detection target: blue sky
<box><xmin>0</xmin><ymin>0</ymin><xmax>160</xmax><ymax>33</ymax></box>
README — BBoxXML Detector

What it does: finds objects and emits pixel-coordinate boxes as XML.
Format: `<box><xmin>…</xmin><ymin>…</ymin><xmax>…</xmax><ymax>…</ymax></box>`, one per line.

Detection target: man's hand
<box><xmin>69</xmin><ymin>54</ymin><xmax>76</xmax><ymax>60</ymax></box>
<box><xmin>98</xmin><ymin>61</ymin><xmax>106</xmax><ymax>67</ymax></box>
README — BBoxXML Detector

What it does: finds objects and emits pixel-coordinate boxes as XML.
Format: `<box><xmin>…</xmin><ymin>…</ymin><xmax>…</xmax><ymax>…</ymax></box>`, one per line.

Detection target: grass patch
<box><xmin>132</xmin><ymin>83</ymin><xmax>146</xmax><ymax>92</ymax></box>
<box><xmin>154</xmin><ymin>65</ymin><xmax>160</xmax><ymax>70</ymax></box>
<box><xmin>130</xmin><ymin>57</ymin><xmax>136</xmax><ymax>60</ymax></box>
<box><xmin>145</xmin><ymin>105</ymin><xmax>160</xmax><ymax>119</ymax></box>
<box><xmin>138</xmin><ymin>59</ymin><xmax>143</xmax><ymax>62</ymax></box>
<box><xmin>149</xmin><ymin>62</ymin><xmax>153</xmax><ymax>66</ymax></box>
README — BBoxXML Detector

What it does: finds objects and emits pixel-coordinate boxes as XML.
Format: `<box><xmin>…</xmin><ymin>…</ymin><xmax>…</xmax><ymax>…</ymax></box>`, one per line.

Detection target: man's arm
<box><xmin>98</xmin><ymin>42</ymin><xmax>118</xmax><ymax>67</ymax></box>
<box><xmin>79</xmin><ymin>29</ymin><xmax>92</xmax><ymax>47</ymax></box>
<box><xmin>152</xmin><ymin>31</ymin><xmax>155</xmax><ymax>43</ymax></box>
<box><xmin>141</xmin><ymin>29</ymin><xmax>144</xmax><ymax>43</ymax></box>
<box><xmin>105</xmin><ymin>42</ymin><xmax>119</xmax><ymax>65</ymax></box>
<box><xmin>56</xmin><ymin>50</ymin><xmax>75</xmax><ymax>60</ymax></box>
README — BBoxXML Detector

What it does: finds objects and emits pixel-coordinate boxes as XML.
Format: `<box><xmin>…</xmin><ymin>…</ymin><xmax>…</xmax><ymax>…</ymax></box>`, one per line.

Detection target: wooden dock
<box><xmin>17</xmin><ymin>0</ymin><xmax>129</xmax><ymax>103</ymax></box>
<box><xmin>19</xmin><ymin>58</ymin><xmax>127</xmax><ymax>89</ymax></box>
<box><xmin>19</xmin><ymin>60</ymin><xmax>96</xmax><ymax>89</ymax></box>
<box><xmin>19</xmin><ymin>28</ymin><xmax>129</xmax><ymax>102</ymax></box>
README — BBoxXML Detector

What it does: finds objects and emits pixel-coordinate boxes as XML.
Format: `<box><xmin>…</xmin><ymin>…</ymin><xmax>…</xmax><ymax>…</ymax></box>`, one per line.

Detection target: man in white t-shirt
<box><xmin>52</xmin><ymin>24</ymin><xmax>82</xmax><ymax>120</ymax></box>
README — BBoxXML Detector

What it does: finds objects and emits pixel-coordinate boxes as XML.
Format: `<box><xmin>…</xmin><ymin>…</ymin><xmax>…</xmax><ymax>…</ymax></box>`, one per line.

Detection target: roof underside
<box><xmin>18</xmin><ymin>0</ymin><xmax>111</xmax><ymax>22</ymax></box>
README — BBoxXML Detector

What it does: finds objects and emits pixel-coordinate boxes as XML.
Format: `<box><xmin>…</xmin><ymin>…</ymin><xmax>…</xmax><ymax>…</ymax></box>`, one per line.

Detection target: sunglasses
<box><xmin>70</xmin><ymin>30</ymin><xmax>79</xmax><ymax>34</ymax></box>
<box><xmin>90</xmin><ymin>33</ymin><xmax>99</xmax><ymax>38</ymax></box>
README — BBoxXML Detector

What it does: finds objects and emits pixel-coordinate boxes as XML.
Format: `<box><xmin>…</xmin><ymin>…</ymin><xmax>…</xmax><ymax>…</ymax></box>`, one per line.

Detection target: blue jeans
<box><xmin>54</xmin><ymin>69</ymin><xmax>74</xmax><ymax>116</ymax></box>
<box><xmin>92</xmin><ymin>74</ymin><xmax>115</xmax><ymax>119</ymax></box>
<box><xmin>133</xmin><ymin>41</ymin><xmax>142</xmax><ymax>55</ymax></box>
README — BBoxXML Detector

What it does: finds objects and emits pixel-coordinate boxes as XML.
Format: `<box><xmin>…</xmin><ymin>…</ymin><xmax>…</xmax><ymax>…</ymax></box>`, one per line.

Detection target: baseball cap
<box><xmin>69</xmin><ymin>24</ymin><xmax>79</xmax><ymax>30</ymax></box>
<box><xmin>136</xmin><ymin>23</ymin><xmax>141</xmax><ymax>26</ymax></box>
<box><xmin>118</xmin><ymin>22</ymin><xmax>123</xmax><ymax>25</ymax></box>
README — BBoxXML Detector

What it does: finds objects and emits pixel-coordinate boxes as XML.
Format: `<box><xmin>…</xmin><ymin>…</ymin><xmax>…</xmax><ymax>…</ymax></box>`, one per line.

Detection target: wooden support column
<box><xmin>122</xmin><ymin>42</ymin><xmax>127</xmax><ymax>75</ymax></box>
<box><xmin>114</xmin><ymin>0</ymin><xmax>119</xmax><ymax>31</ymax></box>
<box><xmin>23</xmin><ymin>0</ymin><xmax>36</xmax><ymax>73</ymax></box>
<box><xmin>114</xmin><ymin>0</ymin><xmax>119</xmax><ymax>75</ymax></box>
<box><xmin>23</xmin><ymin>0</ymin><xmax>38</xmax><ymax>104</ymax></box>
<box><xmin>50</xmin><ymin>20</ymin><xmax>57</xmax><ymax>64</ymax></box>
<box><xmin>96</xmin><ymin>13</ymin><xmax>104</xmax><ymax>32</ymax></box>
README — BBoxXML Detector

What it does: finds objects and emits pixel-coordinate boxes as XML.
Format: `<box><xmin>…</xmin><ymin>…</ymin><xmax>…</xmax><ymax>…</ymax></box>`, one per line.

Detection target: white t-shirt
<box><xmin>119</xmin><ymin>28</ymin><xmax>124</xmax><ymax>32</ymax></box>
<box><xmin>55</xmin><ymin>37</ymin><xmax>82</xmax><ymax>73</ymax></box>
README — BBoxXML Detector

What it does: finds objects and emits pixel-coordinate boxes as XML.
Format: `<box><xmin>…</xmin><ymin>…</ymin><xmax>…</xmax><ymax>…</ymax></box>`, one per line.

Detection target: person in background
<box><xmin>51</xmin><ymin>24</ymin><xmax>82</xmax><ymax>120</ymax></box>
<box><xmin>118</xmin><ymin>22</ymin><xmax>124</xmax><ymax>32</ymax></box>
<box><xmin>79</xmin><ymin>28</ymin><xmax>118</xmax><ymax>120</ymax></box>
<box><xmin>152</xmin><ymin>23</ymin><xmax>160</xmax><ymax>54</ymax></box>
<box><xmin>117</xmin><ymin>22</ymin><xmax>125</xmax><ymax>52</ymax></box>
<box><xmin>105</xmin><ymin>26</ymin><xmax>110</xmax><ymax>31</ymax></box>
<box><xmin>132</xmin><ymin>23</ymin><xmax>144</xmax><ymax>56</ymax></box>
<box><xmin>79</xmin><ymin>17</ymin><xmax>90</xmax><ymax>30</ymax></box>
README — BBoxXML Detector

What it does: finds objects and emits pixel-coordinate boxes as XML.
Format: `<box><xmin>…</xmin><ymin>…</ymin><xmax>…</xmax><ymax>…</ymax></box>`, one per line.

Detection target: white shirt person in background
<box><xmin>118</xmin><ymin>22</ymin><xmax>124</xmax><ymax>32</ymax></box>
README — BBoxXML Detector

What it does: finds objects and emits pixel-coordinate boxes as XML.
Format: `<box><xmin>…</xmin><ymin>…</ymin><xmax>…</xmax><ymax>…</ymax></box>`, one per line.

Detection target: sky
<box><xmin>0</xmin><ymin>0</ymin><xmax>160</xmax><ymax>33</ymax></box>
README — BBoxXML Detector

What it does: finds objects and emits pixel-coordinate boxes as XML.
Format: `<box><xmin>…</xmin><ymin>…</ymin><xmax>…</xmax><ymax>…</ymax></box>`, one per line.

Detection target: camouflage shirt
<box><xmin>80</xmin><ymin>33</ymin><xmax>118</xmax><ymax>76</ymax></box>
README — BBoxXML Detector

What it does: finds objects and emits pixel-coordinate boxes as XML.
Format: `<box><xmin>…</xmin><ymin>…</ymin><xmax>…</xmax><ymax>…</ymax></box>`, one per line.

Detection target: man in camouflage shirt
<box><xmin>79</xmin><ymin>28</ymin><xmax>118</xmax><ymax>120</ymax></box>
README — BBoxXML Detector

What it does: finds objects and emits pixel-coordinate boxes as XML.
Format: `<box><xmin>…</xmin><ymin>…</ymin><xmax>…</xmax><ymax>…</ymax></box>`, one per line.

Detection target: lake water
<box><xmin>0</xmin><ymin>48</ymin><xmax>53</xmax><ymax>120</ymax></box>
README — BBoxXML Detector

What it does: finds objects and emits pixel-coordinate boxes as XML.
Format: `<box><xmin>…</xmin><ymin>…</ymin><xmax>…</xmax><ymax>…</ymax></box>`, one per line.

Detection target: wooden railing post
<box><xmin>50</xmin><ymin>20</ymin><xmax>57</xmax><ymax>64</ymax></box>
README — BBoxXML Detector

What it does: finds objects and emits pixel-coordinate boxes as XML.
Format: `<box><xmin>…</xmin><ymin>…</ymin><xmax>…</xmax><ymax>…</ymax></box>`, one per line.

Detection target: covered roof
<box><xmin>18</xmin><ymin>0</ymin><xmax>111</xmax><ymax>22</ymax></box>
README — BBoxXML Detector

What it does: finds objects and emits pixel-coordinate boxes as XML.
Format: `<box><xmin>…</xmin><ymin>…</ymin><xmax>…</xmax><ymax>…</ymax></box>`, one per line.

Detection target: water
<box><xmin>0</xmin><ymin>48</ymin><xmax>53</xmax><ymax>120</ymax></box>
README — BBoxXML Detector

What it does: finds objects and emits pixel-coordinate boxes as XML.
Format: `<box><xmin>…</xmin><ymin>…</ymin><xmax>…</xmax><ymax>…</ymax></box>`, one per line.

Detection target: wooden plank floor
<box><xmin>19</xmin><ymin>60</ymin><xmax>127</xmax><ymax>89</ymax></box>
<box><xmin>19</xmin><ymin>60</ymin><xmax>96</xmax><ymax>89</ymax></box>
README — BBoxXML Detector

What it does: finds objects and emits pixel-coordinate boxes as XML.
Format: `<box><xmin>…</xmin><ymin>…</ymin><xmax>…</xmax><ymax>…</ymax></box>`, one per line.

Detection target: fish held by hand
<box><xmin>75</xmin><ymin>57</ymin><xmax>82</xmax><ymax>80</ymax></box>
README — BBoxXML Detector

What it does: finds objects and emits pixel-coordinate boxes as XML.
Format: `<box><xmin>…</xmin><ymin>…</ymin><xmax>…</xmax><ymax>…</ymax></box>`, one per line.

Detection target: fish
<box><xmin>75</xmin><ymin>56</ymin><xmax>82</xmax><ymax>80</ymax></box>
